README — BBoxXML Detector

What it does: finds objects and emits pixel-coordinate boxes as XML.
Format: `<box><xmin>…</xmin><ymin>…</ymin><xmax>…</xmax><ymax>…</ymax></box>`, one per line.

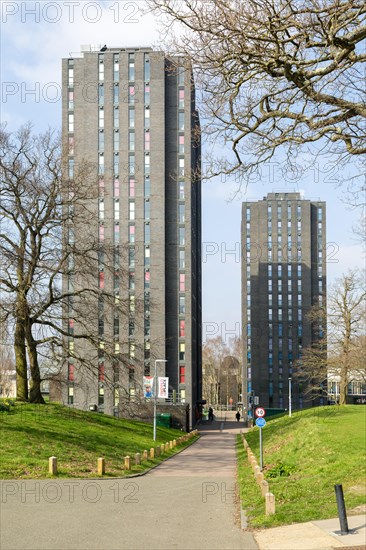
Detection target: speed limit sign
<box><xmin>255</xmin><ymin>407</ymin><xmax>266</xmax><ymax>418</ymax></box>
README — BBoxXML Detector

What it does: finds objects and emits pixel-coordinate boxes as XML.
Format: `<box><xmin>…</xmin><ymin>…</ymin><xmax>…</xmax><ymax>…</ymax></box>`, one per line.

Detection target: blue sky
<box><xmin>1</xmin><ymin>1</ymin><xmax>364</xmax><ymax>344</ymax></box>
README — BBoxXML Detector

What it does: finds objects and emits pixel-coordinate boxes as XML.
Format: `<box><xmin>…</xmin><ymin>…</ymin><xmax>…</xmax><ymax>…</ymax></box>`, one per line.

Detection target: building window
<box><xmin>180</xmin><ymin>274</ymin><xmax>185</xmax><ymax>292</ymax></box>
<box><xmin>180</xmin><ymin>320</ymin><xmax>185</xmax><ymax>337</ymax></box>
<box><xmin>179</xmin><ymin>296</ymin><xmax>185</xmax><ymax>314</ymax></box>
<box><xmin>179</xmin><ymin>343</ymin><xmax>185</xmax><ymax>361</ymax></box>
<box><xmin>68</xmin><ymin>386</ymin><xmax>74</xmax><ymax>405</ymax></box>
<box><xmin>68</xmin><ymin>113</ymin><xmax>74</xmax><ymax>132</ymax></box>
<box><xmin>179</xmin><ymin>135</ymin><xmax>185</xmax><ymax>154</ymax></box>
<box><xmin>179</xmin><ymin>250</ymin><xmax>185</xmax><ymax>269</ymax></box>
<box><xmin>178</xmin><ymin>112</ymin><xmax>184</xmax><ymax>131</ymax></box>
<box><xmin>179</xmin><ymin>227</ymin><xmax>185</xmax><ymax>246</ymax></box>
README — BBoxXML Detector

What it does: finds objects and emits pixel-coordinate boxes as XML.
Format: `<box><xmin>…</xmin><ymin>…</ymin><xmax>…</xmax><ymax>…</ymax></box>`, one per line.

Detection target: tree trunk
<box><xmin>339</xmin><ymin>360</ymin><xmax>348</xmax><ymax>406</ymax></box>
<box><xmin>25</xmin><ymin>322</ymin><xmax>45</xmax><ymax>404</ymax></box>
<box><xmin>14</xmin><ymin>319</ymin><xmax>28</xmax><ymax>401</ymax></box>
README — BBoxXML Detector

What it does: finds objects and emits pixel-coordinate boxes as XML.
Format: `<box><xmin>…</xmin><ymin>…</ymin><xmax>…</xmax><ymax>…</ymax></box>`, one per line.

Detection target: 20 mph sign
<box><xmin>255</xmin><ymin>407</ymin><xmax>266</xmax><ymax>418</ymax></box>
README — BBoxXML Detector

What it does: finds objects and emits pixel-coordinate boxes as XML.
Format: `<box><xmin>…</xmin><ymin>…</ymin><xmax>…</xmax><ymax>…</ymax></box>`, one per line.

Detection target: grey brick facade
<box><xmin>61</xmin><ymin>47</ymin><xmax>201</xmax><ymax>426</ymax></box>
<box><xmin>241</xmin><ymin>192</ymin><xmax>326</xmax><ymax>412</ymax></box>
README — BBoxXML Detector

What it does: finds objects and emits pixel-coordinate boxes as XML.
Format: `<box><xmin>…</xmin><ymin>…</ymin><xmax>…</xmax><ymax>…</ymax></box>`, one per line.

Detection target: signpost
<box><xmin>255</xmin><ymin>408</ymin><xmax>266</xmax><ymax>470</ymax></box>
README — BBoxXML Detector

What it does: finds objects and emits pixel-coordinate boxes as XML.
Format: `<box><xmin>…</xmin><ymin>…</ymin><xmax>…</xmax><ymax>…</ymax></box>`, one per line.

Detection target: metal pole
<box><xmin>289</xmin><ymin>377</ymin><xmax>292</xmax><ymax>417</ymax></box>
<box><xmin>153</xmin><ymin>359</ymin><xmax>167</xmax><ymax>442</ymax></box>
<box><xmin>259</xmin><ymin>427</ymin><xmax>263</xmax><ymax>470</ymax></box>
<box><xmin>334</xmin><ymin>484</ymin><xmax>349</xmax><ymax>535</ymax></box>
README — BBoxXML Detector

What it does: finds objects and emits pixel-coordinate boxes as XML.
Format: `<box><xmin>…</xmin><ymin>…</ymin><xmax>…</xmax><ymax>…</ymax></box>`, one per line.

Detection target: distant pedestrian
<box><xmin>236</xmin><ymin>411</ymin><xmax>241</xmax><ymax>422</ymax></box>
<box><xmin>208</xmin><ymin>407</ymin><xmax>214</xmax><ymax>423</ymax></box>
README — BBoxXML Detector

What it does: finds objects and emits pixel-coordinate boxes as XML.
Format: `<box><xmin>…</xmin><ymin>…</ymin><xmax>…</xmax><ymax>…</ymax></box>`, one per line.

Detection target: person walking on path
<box><xmin>208</xmin><ymin>406</ymin><xmax>214</xmax><ymax>423</ymax></box>
<box><xmin>236</xmin><ymin>410</ymin><xmax>241</xmax><ymax>422</ymax></box>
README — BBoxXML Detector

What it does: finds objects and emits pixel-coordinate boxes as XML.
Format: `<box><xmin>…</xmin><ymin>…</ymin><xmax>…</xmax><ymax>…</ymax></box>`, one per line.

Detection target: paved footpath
<box><xmin>0</xmin><ymin>419</ymin><xmax>257</xmax><ymax>550</ymax></box>
<box><xmin>1</xmin><ymin>418</ymin><xmax>365</xmax><ymax>550</ymax></box>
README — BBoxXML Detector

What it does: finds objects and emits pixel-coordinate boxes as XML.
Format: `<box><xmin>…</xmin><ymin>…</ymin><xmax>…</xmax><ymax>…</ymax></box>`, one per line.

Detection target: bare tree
<box><xmin>0</xmin><ymin>124</ymin><xmax>131</xmax><ymax>403</ymax></box>
<box><xmin>149</xmin><ymin>0</ymin><xmax>366</xmax><ymax>178</ymax></box>
<box><xmin>295</xmin><ymin>270</ymin><xmax>365</xmax><ymax>405</ymax></box>
<box><xmin>202</xmin><ymin>336</ymin><xmax>229</xmax><ymax>405</ymax></box>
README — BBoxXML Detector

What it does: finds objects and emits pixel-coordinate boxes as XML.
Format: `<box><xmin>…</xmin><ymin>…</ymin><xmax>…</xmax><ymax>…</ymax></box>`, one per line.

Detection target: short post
<box><xmin>155</xmin><ymin>446</ymin><xmax>161</xmax><ymax>457</ymax></box>
<box><xmin>265</xmin><ymin>492</ymin><xmax>275</xmax><ymax>515</ymax></box>
<box><xmin>261</xmin><ymin>480</ymin><xmax>269</xmax><ymax>496</ymax></box>
<box><xmin>49</xmin><ymin>456</ymin><xmax>57</xmax><ymax>475</ymax></box>
<box><xmin>256</xmin><ymin>471</ymin><xmax>264</xmax><ymax>484</ymax></box>
<box><xmin>173</xmin><ymin>439</ymin><xmax>177</xmax><ymax>447</ymax></box>
<box><xmin>169</xmin><ymin>440</ymin><xmax>173</xmax><ymax>449</ymax></box>
<box><xmin>150</xmin><ymin>447</ymin><xmax>155</xmax><ymax>459</ymax></box>
<box><xmin>134</xmin><ymin>453</ymin><xmax>141</xmax><ymax>466</ymax></box>
<box><xmin>160</xmin><ymin>443</ymin><xmax>165</xmax><ymax>454</ymax></box>
<box><xmin>334</xmin><ymin>484</ymin><xmax>349</xmax><ymax>534</ymax></box>
<box><xmin>97</xmin><ymin>457</ymin><xmax>105</xmax><ymax>475</ymax></box>
<box><xmin>124</xmin><ymin>456</ymin><xmax>131</xmax><ymax>470</ymax></box>
<box><xmin>165</xmin><ymin>442</ymin><xmax>169</xmax><ymax>452</ymax></box>
<box><xmin>143</xmin><ymin>450</ymin><xmax>148</xmax><ymax>461</ymax></box>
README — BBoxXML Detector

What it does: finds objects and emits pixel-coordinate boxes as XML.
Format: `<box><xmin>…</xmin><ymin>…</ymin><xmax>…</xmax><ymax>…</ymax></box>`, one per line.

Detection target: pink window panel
<box><xmin>180</xmin><ymin>274</ymin><xmax>185</xmax><ymax>292</ymax></box>
<box><xmin>99</xmin><ymin>224</ymin><xmax>104</xmax><ymax>241</ymax></box>
<box><xmin>69</xmin><ymin>319</ymin><xmax>74</xmax><ymax>329</ymax></box>
<box><xmin>129</xmin><ymin>86</ymin><xmax>135</xmax><ymax>96</ymax></box>
<box><xmin>99</xmin><ymin>271</ymin><xmax>105</xmax><ymax>289</ymax></box>
<box><xmin>179</xmin><ymin>90</ymin><xmax>184</xmax><ymax>99</ymax></box>
<box><xmin>129</xmin><ymin>178</ymin><xmax>135</xmax><ymax>197</ymax></box>
<box><xmin>68</xmin><ymin>364</ymin><xmax>75</xmax><ymax>381</ymax></box>
<box><xmin>179</xmin><ymin>135</ymin><xmax>184</xmax><ymax>145</ymax></box>
<box><xmin>145</xmin><ymin>131</ymin><xmax>150</xmax><ymax>151</ymax></box>
<box><xmin>98</xmin><ymin>364</ymin><xmax>105</xmax><ymax>382</ymax></box>
<box><xmin>68</xmin><ymin>137</ymin><xmax>74</xmax><ymax>155</ymax></box>
<box><xmin>180</xmin><ymin>320</ymin><xmax>185</xmax><ymax>337</ymax></box>
<box><xmin>145</xmin><ymin>85</ymin><xmax>150</xmax><ymax>93</ymax></box>
<box><xmin>114</xmin><ymin>179</ymin><xmax>119</xmax><ymax>197</ymax></box>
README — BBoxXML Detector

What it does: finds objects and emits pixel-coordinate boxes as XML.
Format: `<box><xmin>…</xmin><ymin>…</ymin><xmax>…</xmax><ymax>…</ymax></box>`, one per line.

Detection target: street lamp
<box><xmin>288</xmin><ymin>377</ymin><xmax>292</xmax><ymax>417</ymax></box>
<box><xmin>153</xmin><ymin>359</ymin><xmax>167</xmax><ymax>441</ymax></box>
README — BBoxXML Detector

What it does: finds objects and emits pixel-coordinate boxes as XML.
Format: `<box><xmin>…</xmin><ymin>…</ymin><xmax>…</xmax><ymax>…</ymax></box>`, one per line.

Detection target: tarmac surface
<box><xmin>1</xmin><ymin>414</ymin><xmax>365</xmax><ymax>550</ymax></box>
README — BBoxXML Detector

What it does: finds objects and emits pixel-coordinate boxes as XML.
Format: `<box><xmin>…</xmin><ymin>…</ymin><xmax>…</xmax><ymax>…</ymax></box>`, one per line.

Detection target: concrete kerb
<box><xmin>241</xmin><ymin>435</ymin><xmax>275</xmax><ymax>515</ymax></box>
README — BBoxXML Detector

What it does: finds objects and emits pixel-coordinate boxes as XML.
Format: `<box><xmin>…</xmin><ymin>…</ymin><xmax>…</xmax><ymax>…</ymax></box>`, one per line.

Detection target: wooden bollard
<box><xmin>254</xmin><ymin>465</ymin><xmax>261</xmax><ymax>476</ymax></box>
<box><xmin>265</xmin><ymin>492</ymin><xmax>275</xmax><ymax>515</ymax></box>
<box><xmin>135</xmin><ymin>453</ymin><xmax>141</xmax><ymax>466</ymax></box>
<box><xmin>169</xmin><ymin>441</ymin><xmax>173</xmax><ymax>449</ymax></box>
<box><xmin>160</xmin><ymin>443</ymin><xmax>165</xmax><ymax>454</ymax></box>
<box><xmin>261</xmin><ymin>480</ymin><xmax>269</xmax><ymax>496</ymax></box>
<box><xmin>243</xmin><ymin>439</ymin><xmax>248</xmax><ymax>449</ymax></box>
<box><xmin>98</xmin><ymin>457</ymin><xmax>105</xmax><ymax>475</ymax></box>
<box><xmin>143</xmin><ymin>450</ymin><xmax>148</xmax><ymax>461</ymax></box>
<box><xmin>124</xmin><ymin>456</ymin><xmax>131</xmax><ymax>470</ymax></box>
<box><xmin>165</xmin><ymin>442</ymin><xmax>169</xmax><ymax>452</ymax></box>
<box><xmin>155</xmin><ymin>446</ymin><xmax>161</xmax><ymax>457</ymax></box>
<box><xmin>256</xmin><ymin>471</ymin><xmax>264</xmax><ymax>484</ymax></box>
<box><xmin>150</xmin><ymin>448</ymin><xmax>155</xmax><ymax>459</ymax></box>
<box><xmin>173</xmin><ymin>439</ymin><xmax>177</xmax><ymax>447</ymax></box>
<box><xmin>49</xmin><ymin>456</ymin><xmax>57</xmax><ymax>475</ymax></box>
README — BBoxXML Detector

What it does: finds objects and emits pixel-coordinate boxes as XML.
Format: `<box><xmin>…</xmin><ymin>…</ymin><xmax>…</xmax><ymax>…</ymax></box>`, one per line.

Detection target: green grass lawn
<box><xmin>238</xmin><ymin>405</ymin><xmax>366</xmax><ymax>527</ymax></box>
<box><xmin>0</xmin><ymin>402</ymin><xmax>197</xmax><ymax>479</ymax></box>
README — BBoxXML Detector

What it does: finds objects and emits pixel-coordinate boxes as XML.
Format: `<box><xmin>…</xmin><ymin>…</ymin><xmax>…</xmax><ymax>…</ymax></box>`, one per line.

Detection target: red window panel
<box><xmin>179</xmin><ymin>366</ymin><xmax>185</xmax><ymax>384</ymax></box>
<box><xmin>98</xmin><ymin>364</ymin><xmax>105</xmax><ymax>382</ymax></box>
<box><xmin>180</xmin><ymin>320</ymin><xmax>185</xmax><ymax>337</ymax></box>
<box><xmin>68</xmin><ymin>364</ymin><xmax>75</xmax><ymax>381</ymax></box>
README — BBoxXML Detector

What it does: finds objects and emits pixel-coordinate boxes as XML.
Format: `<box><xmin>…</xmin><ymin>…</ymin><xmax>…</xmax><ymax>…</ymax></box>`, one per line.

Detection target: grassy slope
<box><xmin>238</xmin><ymin>405</ymin><xmax>366</xmax><ymax>527</ymax></box>
<box><xmin>0</xmin><ymin>402</ymin><xmax>196</xmax><ymax>479</ymax></box>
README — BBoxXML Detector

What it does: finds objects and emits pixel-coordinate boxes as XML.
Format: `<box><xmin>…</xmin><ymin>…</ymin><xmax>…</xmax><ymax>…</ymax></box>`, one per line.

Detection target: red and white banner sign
<box><xmin>158</xmin><ymin>377</ymin><xmax>169</xmax><ymax>399</ymax></box>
